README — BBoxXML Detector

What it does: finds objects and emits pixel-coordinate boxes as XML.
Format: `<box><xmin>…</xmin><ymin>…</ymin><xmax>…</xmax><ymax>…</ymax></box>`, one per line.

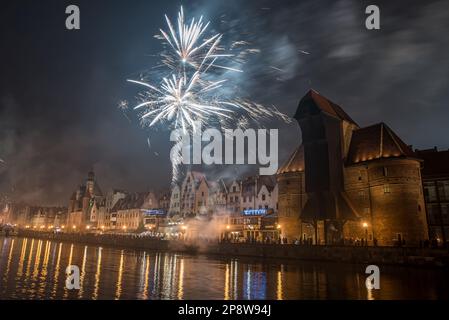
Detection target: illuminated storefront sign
<box><xmin>243</xmin><ymin>209</ymin><xmax>272</xmax><ymax>216</ymax></box>
<box><xmin>141</xmin><ymin>209</ymin><xmax>166</xmax><ymax>216</ymax></box>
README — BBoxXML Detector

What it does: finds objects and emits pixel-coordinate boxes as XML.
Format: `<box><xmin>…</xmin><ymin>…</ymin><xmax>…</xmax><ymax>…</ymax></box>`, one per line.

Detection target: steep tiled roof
<box><xmin>295</xmin><ymin>89</ymin><xmax>358</xmax><ymax>126</ymax></box>
<box><xmin>111</xmin><ymin>192</ymin><xmax>147</xmax><ymax>211</ymax></box>
<box><xmin>209</xmin><ymin>179</ymin><xmax>228</xmax><ymax>194</ymax></box>
<box><xmin>241</xmin><ymin>176</ymin><xmax>276</xmax><ymax>195</ymax></box>
<box><xmin>191</xmin><ymin>171</ymin><xmax>206</xmax><ymax>183</ymax></box>
<box><xmin>346</xmin><ymin>123</ymin><xmax>415</xmax><ymax>165</ymax></box>
<box><xmin>277</xmin><ymin>144</ymin><xmax>304</xmax><ymax>174</ymax></box>
<box><xmin>257</xmin><ymin>176</ymin><xmax>276</xmax><ymax>193</ymax></box>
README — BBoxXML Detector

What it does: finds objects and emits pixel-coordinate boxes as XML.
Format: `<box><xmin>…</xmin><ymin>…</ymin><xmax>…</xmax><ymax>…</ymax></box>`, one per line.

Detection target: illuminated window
<box><xmin>383</xmin><ymin>184</ymin><xmax>391</xmax><ymax>194</ymax></box>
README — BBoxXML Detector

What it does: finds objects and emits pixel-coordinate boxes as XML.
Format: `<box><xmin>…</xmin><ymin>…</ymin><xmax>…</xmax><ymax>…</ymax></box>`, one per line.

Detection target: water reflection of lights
<box><xmin>162</xmin><ymin>255</ymin><xmax>171</xmax><ymax>297</ymax></box>
<box><xmin>115</xmin><ymin>250</ymin><xmax>125</xmax><ymax>300</ymax></box>
<box><xmin>277</xmin><ymin>265</ymin><xmax>284</xmax><ymax>300</ymax></box>
<box><xmin>246</xmin><ymin>267</ymin><xmax>251</xmax><ymax>299</ymax></box>
<box><xmin>141</xmin><ymin>253</ymin><xmax>150</xmax><ymax>300</ymax></box>
<box><xmin>177</xmin><ymin>256</ymin><xmax>184</xmax><ymax>300</ymax></box>
<box><xmin>63</xmin><ymin>244</ymin><xmax>74</xmax><ymax>299</ymax></box>
<box><xmin>51</xmin><ymin>243</ymin><xmax>63</xmax><ymax>298</ymax></box>
<box><xmin>25</xmin><ymin>239</ymin><xmax>35</xmax><ymax>280</ymax></box>
<box><xmin>152</xmin><ymin>253</ymin><xmax>161</xmax><ymax>296</ymax></box>
<box><xmin>31</xmin><ymin>240</ymin><xmax>43</xmax><ymax>286</ymax></box>
<box><xmin>93</xmin><ymin>247</ymin><xmax>102</xmax><ymax>300</ymax></box>
<box><xmin>16</xmin><ymin>238</ymin><xmax>28</xmax><ymax>278</ymax></box>
<box><xmin>1</xmin><ymin>237</ymin><xmax>446</xmax><ymax>300</ymax></box>
<box><xmin>244</xmin><ymin>267</ymin><xmax>267</xmax><ymax>300</ymax></box>
<box><xmin>224</xmin><ymin>260</ymin><xmax>239</xmax><ymax>300</ymax></box>
<box><xmin>224</xmin><ymin>263</ymin><xmax>230</xmax><ymax>300</ymax></box>
<box><xmin>39</xmin><ymin>241</ymin><xmax>51</xmax><ymax>295</ymax></box>
<box><xmin>4</xmin><ymin>239</ymin><xmax>15</xmax><ymax>287</ymax></box>
<box><xmin>78</xmin><ymin>246</ymin><xmax>88</xmax><ymax>298</ymax></box>
<box><xmin>162</xmin><ymin>254</ymin><xmax>177</xmax><ymax>298</ymax></box>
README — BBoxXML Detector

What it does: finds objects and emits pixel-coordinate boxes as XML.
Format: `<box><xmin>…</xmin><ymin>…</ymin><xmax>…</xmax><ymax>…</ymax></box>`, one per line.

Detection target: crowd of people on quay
<box><xmin>10</xmin><ymin>228</ymin><xmax>446</xmax><ymax>249</ymax></box>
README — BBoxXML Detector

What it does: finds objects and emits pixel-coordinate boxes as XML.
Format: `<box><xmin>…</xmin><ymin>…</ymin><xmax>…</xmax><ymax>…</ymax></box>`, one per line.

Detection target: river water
<box><xmin>0</xmin><ymin>236</ymin><xmax>447</xmax><ymax>300</ymax></box>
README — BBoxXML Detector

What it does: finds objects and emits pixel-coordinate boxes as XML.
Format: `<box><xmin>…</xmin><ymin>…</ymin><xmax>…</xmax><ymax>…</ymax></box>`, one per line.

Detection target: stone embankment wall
<box><xmin>16</xmin><ymin>230</ymin><xmax>449</xmax><ymax>267</ymax></box>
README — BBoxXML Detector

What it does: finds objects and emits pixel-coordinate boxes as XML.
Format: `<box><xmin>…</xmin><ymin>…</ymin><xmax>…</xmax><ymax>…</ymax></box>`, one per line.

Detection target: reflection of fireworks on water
<box><xmin>127</xmin><ymin>6</ymin><xmax>290</xmax><ymax>182</ymax></box>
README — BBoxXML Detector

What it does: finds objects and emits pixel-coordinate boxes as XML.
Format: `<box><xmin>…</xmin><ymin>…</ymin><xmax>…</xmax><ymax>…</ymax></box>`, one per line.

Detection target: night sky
<box><xmin>1</xmin><ymin>0</ymin><xmax>448</xmax><ymax>206</ymax></box>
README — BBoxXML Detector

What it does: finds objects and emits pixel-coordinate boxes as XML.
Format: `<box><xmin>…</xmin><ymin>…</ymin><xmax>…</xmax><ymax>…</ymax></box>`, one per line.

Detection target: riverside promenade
<box><xmin>16</xmin><ymin>230</ymin><xmax>449</xmax><ymax>267</ymax></box>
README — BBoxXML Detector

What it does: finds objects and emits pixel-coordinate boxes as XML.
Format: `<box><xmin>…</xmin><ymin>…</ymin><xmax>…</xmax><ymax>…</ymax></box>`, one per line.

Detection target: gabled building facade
<box><xmin>169</xmin><ymin>184</ymin><xmax>181</xmax><ymax>217</ymax></box>
<box><xmin>416</xmin><ymin>147</ymin><xmax>449</xmax><ymax>246</ymax></box>
<box><xmin>180</xmin><ymin>171</ymin><xmax>209</xmax><ymax>217</ymax></box>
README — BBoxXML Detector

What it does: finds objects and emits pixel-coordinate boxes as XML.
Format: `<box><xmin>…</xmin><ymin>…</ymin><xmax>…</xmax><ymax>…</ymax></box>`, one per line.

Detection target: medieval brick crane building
<box><xmin>277</xmin><ymin>90</ymin><xmax>428</xmax><ymax>246</ymax></box>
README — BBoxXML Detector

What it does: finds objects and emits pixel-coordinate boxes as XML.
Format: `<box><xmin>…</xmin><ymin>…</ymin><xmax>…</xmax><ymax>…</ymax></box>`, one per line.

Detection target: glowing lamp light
<box><xmin>226</xmin><ymin>225</ymin><xmax>230</xmax><ymax>230</ymax></box>
<box><xmin>86</xmin><ymin>226</ymin><xmax>91</xmax><ymax>230</ymax></box>
<box><xmin>181</xmin><ymin>226</ymin><xmax>187</xmax><ymax>231</ymax></box>
<box><xmin>61</xmin><ymin>225</ymin><xmax>65</xmax><ymax>229</ymax></box>
<box><xmin>72</xmin><ymin>225</ymin><xmax>77</xmax><ymax>229</ymax></box>
<box><xmin>362</xmin><ymin>222</ymin><xmax>368</xmax><ymax>228</ymax></box>
<box><xmin>277</xmin><ymin>224</ymin><xmax>282</xmax><ymax>229</ymax></box>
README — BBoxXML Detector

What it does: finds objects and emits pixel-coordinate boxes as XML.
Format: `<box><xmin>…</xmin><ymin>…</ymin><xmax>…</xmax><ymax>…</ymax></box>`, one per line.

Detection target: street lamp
<box><xmin>362</xmin><ymin>222</ymin><xmax>369</xmax><ymax>245</ymax></box>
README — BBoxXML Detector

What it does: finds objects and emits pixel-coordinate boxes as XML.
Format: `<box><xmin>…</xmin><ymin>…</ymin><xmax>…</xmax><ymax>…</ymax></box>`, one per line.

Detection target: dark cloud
<box><xmin>1</xmin><ymin>0</ymin><xmax>448</xmax><ymax>205</ymax></box>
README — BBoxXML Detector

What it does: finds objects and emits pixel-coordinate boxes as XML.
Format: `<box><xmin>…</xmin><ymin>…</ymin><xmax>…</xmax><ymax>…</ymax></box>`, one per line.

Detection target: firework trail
<box><xmin>127</xmin><ymin>6</ymin><xmax>290</xmax><ymax>182</ymax></box>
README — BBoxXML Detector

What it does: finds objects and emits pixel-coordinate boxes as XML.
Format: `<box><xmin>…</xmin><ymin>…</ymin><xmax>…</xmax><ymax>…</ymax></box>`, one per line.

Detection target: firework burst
<box><xmin>127</xmin><ymin>6</ymin><xmax>290</xmax><ymax>181</ymax></box>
